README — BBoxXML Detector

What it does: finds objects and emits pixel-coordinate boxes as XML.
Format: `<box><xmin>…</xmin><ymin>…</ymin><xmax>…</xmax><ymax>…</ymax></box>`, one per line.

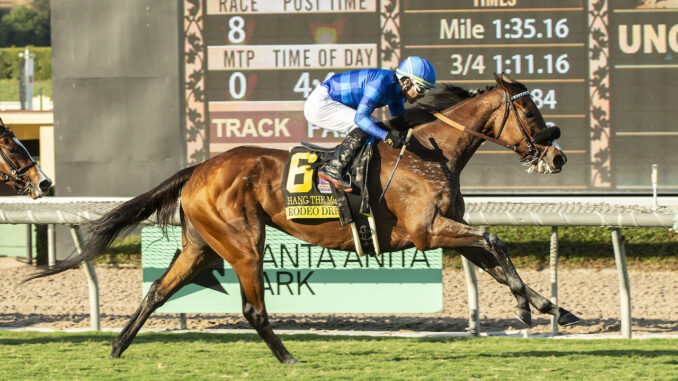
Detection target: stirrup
<box><xmin>318</xmin><ymin>172</ymin><xmax>353</xmax><ymax>193</ymax></box>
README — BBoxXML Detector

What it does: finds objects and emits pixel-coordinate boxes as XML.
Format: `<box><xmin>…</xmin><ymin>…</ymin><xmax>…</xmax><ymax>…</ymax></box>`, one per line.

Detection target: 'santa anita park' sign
<box><xmin>142</xmin><ymin>226</ymin><xmax>442</xmax><ymax>313</ymax></box>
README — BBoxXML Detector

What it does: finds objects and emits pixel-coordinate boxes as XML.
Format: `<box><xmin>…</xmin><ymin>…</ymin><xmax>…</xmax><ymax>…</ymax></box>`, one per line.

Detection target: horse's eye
<box><xmin>8</xmin><ymin>147</ymin><xmax>19</xmax><ymax>154</ymax></box>
<box><xmin>525</xmin><ymin>111</ymin><xmax>534</xmax><ymax>119</ymax></box>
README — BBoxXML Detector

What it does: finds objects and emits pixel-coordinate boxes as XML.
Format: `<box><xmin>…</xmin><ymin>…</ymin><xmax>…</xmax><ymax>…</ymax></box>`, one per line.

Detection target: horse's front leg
<box><xmin>417</xmin><ymin>217</ymin><xmax>532</xmax><ymax>326</ymax></box>
<box><xmin>454</xmin><ymin>245</ymin><xmax>581</xmax><ymax>327</ymax></box>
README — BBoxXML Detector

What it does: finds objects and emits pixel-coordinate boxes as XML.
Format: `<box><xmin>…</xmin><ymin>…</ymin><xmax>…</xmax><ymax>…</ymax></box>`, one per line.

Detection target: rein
<box><xmin>380</xmin><ymin>87</ymin><xmax>552</xmax><ymax>202</ymax></box>
<box><xmin>0</xmin><ymin>129</ymin><xmax>37</xmax><ymax>194</ymax></box>
<box><xmin>421</xmin><ymin>89</ymin><xmax>540</xmax><ymax>160</ymax></box>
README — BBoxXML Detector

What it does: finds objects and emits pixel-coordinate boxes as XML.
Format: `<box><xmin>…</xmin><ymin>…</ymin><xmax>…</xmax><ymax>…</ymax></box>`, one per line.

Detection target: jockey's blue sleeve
<box><xmin>388</xmin><ymin>99</ymin><xmax>405</xmax><ymax>117</ymax></box>
<box><xmin>354</xmin><ymin>82</ymin><xmax>388</xmax><ymax>140</ymax></box>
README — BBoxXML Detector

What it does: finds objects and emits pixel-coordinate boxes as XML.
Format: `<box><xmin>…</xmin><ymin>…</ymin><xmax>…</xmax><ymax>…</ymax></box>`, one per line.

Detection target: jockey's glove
<box><xmin>384</xmin><ymin>131</ymin><xmax>404</xmax><ymax>149</ymax></box>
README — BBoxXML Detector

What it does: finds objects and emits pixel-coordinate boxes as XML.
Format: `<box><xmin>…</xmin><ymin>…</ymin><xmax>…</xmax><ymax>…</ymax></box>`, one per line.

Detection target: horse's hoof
<box><xmin>557</xmin><ymin>310</ymin><xmax>582</xmax><ymax>327</ymax></box>
<box><xmin>515</xmin><ymin>308</ymin><xmax>532</xmax><ymax>327</ymax></box>
<box><xmin>282</xmin><ymin>357</ymin><xmax>303</xmax><ymax>365</ymax></box>
<box><xmin>109</xmin><ymin>344</ymin><xmax>124</xmax><ymax>359</ymax></box>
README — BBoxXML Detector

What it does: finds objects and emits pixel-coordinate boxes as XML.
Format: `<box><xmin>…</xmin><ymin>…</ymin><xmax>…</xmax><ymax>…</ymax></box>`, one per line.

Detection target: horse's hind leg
<box><xmin>110</xmin><ymin>231</ymin><xmax>218</xmax><ymax>358</ymax></box>
<box><xmin>455</xmin><ymin>245</ymin><xmax>581</xmax><ymax>326</ymax></box>
<box><xmin>183</xmin><ymin>209</ymin><xmax>299</xmax><ymax>363</ymax></box>
<box><xmin>230</xmin><ymin>251</ymin><xmax>300</xmax><ymax>364</ymax></box>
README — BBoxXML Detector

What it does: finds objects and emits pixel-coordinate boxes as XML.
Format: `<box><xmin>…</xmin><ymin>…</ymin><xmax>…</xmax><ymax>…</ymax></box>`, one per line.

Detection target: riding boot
<box><xmin>318</xmin><ymin>128</ymin><xmax>368</xmax><ymax>192</ymax></box>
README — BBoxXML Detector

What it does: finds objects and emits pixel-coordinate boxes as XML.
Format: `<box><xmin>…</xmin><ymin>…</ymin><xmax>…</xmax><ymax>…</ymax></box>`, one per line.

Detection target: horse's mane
<box><xmin>385</xmin><ymin>81</ymin><xmax>527</xmax><ymax>131</ymax></box>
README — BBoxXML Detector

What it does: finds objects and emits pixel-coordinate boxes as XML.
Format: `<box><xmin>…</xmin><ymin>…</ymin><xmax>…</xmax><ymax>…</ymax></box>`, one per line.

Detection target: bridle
<box><xmin>497</xmin><ymin>89</ymin><xmax>545</xmax><ymax>165</ymax></box>
<box><xmin>423</xmin><ymin>87</ymin><xmax>548</xmax><ymax>166</ymax></box>
<box><xmin>0</xmin><ymin>128</ymin><xmax>37</xmax><ymax>194</ymax></box>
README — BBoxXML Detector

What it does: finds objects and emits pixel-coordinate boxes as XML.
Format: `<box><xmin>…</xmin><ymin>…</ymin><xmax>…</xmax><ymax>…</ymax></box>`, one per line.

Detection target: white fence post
<box><xmin>47</xmin><ymin>224</ymin><xmax>56</xmax><ymax>268</ymax></box>
<box><xmin>26</xmin><ymin>224</ymin><xmax>33</xmax><ymax>265</ymax></box>
<box><xmin>70</xmin><ymin>225</ymin><xmax>100</xmax><ymax>331</ymax></box>
<box><xmin>610</xmin><ymin>228</ymin><xmax>631</xmax><ymax>338</ymax></box>
<box><xmin>461</xmin><ymin>255</ymin><xmax>479</xmax><ymax>336</ymax></box>
<box><xmin>549</xmin><ymin>226</ymin><xmax>559</xmax><ymax>336</ymax></box>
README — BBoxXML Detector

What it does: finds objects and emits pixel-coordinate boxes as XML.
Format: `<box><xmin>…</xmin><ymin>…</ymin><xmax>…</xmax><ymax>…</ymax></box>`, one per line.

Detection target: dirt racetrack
<box><xmin>1</xmin><ymin>257</ymin><xmax>676</xmax><ymax>335</ymax></box>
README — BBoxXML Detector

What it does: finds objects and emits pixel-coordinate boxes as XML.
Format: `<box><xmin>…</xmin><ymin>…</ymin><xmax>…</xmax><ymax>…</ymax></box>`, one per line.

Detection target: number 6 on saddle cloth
<box><xmin>282</xmin><ymin>138</ymin><xmax>380</xmax><ymax>256</ymax></box>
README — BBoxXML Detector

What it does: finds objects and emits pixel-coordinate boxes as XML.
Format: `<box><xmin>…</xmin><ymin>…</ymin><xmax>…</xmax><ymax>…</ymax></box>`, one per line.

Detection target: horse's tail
<box><xmin>25</xmin><ymin>166</ymin><xmax>197</xmax><ymax>281</ymax></box>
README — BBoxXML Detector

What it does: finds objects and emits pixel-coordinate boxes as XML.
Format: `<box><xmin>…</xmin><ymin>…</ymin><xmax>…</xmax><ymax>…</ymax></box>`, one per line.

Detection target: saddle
<box><xmin>281</xmin><ymin>139</ymin><xmax>380</xmax><ymax>256</ymax></box>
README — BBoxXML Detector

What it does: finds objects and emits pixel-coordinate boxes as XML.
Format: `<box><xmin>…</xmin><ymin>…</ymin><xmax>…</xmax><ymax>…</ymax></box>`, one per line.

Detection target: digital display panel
<box><xmin>183</xmin><ymin>0</ymin><xmax>678</xmax><ymax>193</ymax></box>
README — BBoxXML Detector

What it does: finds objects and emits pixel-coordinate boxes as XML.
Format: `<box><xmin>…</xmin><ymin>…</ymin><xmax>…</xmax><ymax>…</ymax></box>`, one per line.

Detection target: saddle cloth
<box><xmin>281</xmin><ymin>143</ymin><xmax>380</xmax><ymax>256</ymax></box>
<box><xmin>282</xmin><ymin>146</ymin><xmax>339</xmax><ymax>220</ymax></box>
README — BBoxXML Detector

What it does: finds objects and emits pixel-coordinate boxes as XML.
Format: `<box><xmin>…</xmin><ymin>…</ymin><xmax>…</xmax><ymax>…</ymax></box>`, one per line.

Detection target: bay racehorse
<box><xmin>0</xmin><ymin>117</ymin><xmax>52</xmax><ymax>198</ymax></box>
<box><xmin>29</xmin><ymin>74</ymin><xmax>580</xmax><ymax>363</ymax></box>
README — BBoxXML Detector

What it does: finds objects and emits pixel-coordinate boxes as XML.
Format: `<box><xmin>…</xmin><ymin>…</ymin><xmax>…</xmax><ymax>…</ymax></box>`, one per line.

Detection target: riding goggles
<box><xmin>413</xmin><ymin>83</ymin><xmax>431</xmax><ymax>96</ymax></box>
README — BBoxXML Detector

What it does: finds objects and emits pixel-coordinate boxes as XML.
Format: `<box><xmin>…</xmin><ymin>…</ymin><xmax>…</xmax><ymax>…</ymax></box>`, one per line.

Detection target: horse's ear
<box><xmin>493</xmin><ymin>72</ymin><xmax>507</xmax><ymax>89</ymax></box>
<box><xmin>501</xmin><ymin>73</ymin><xmax>516</xmax><ymax>83</ymax></box>
<box><xmin>0</xmin><ymin>117</ymin><xmax>4</xmax><ymax>128</ymax></box>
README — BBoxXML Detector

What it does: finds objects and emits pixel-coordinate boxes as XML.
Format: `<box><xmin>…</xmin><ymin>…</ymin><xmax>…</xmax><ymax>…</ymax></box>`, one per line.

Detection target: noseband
<box><xmin>0</xmin><ymin>129</ymin><xmax>37</xmax><ymax>194</ymax></box>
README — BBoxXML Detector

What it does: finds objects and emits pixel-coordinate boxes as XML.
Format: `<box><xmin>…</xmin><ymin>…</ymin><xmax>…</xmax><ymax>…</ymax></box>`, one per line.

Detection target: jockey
<box><xmin>304</xmin><ymin>56</ymin><xmax>437</xmax><ymax>192</ymax></box>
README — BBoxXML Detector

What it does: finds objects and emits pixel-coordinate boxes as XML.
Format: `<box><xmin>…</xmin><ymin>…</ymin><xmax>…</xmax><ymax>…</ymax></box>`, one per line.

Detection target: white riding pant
<box><xmin>304</xmin><ymin>85</ymin><xmax>380</xmax><ymax>135</ymax></box>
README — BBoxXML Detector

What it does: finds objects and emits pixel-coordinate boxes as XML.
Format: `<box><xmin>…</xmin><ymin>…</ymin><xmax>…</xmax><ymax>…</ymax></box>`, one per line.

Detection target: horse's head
<box><xmin>491</xmin><ymin>73</ymin><xmax>567</xmax><ymax>174</ymax></box>
<box><xmin>0</xmin><ymin>117</ymin><xmax>53</xmax><ymax>198</ymax></box>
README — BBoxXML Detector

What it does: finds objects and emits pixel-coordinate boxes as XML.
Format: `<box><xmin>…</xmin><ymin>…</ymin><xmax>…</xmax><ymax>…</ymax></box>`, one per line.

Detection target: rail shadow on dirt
<box><xmin>1</xmin><ymin>313</ymin><xmax>676</xmax><ymax>335</ymax></box>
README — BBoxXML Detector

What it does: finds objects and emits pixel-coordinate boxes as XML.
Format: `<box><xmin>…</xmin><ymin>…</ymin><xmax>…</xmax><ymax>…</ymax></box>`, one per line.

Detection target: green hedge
<box><xmin>0</xmin><ymin>78</ymin><xmax>52</xmax><ymax>101</ymax></box>
<box><xmin>0</xmin><ymin>46</ymin><xmax>51</xmax><ymax>80</ymax></box>
<box><xmin>444</xmin><ymin>226</ymin><xmax>678</xmax><ymax>270</ymax></box>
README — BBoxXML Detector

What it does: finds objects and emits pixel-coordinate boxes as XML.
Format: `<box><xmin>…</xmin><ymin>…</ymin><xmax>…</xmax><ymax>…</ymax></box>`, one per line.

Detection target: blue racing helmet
<box><xmin>396</xmin><ymin>56</ymin><xmax>437</xmax><ymax>89</ymax></box>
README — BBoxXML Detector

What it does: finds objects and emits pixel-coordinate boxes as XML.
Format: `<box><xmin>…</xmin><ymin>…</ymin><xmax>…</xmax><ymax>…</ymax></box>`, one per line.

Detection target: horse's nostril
<box><xmin>553</xmin><ymin>155</ymin><xmax>565</xmax><ymax>170</ymax></box>
<box><xmin>39</xmin><ymin>179</ymin><xmax>52</xmax><ymax>192</ymax></box>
